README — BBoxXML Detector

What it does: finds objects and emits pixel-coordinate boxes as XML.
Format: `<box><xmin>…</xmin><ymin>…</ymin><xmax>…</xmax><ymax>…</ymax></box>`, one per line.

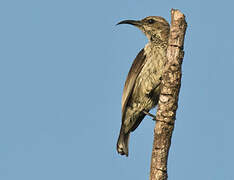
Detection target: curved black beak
<box><xmin>116</xmin><ymin>20</ymin><xmax>142</xmax><ymax>27</ymax></box>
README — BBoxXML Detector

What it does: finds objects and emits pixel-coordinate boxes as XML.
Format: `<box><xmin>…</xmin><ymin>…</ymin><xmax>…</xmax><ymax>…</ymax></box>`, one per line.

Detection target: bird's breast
<box><xmin>133</xmin><ymin>44</ymin><xmax>167</xmax><ymax>101</ymax></box>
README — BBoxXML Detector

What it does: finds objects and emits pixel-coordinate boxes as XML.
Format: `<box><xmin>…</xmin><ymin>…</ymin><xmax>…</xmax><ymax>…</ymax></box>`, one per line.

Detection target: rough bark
<box><xmin>150</xmin><ymin>9</ymin><xmax>187</xmax><ymax>180</ymax></box>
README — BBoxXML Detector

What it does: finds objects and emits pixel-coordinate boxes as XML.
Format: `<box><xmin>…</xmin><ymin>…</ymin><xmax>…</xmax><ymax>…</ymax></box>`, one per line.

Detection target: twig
<box><xmin>150</xmin><ymin>9</ymin><xmax>187</xmax><ymax>180</ymax></box>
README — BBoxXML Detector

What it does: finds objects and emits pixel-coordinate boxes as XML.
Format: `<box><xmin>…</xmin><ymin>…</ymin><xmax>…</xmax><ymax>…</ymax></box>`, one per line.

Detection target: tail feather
<box><xmin>117</xmin><ymin>127</ymin><xmax>130</xmax><ymax>156</ymax></box>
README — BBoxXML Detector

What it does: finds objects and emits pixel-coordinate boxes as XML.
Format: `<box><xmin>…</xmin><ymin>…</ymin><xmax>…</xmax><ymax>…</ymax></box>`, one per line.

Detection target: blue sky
<box><xmin>0</xmin><ymin>0</ymin><xmax>234</xmax><ymax>179</ymax></box>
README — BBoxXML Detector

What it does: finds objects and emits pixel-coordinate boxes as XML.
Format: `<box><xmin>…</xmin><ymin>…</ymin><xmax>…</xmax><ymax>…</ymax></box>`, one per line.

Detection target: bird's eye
<box><xmin>148</xmin><ymin>19</ymin><xmax>155</xmax><ymax>24</ymax></box>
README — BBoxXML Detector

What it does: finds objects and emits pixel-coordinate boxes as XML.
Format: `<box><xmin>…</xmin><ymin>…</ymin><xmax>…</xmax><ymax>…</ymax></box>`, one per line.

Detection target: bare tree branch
<box><xmin>150</xmin><ymin>9</ymin><xmax>187</xmax><ymax>180</ymax></box>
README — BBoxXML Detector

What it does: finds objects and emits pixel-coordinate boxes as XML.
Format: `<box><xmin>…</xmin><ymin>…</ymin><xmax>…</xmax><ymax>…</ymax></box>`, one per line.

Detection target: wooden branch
<box><xmin>150</xmin><ymin>9</ymin><xmax>187</xmax><ymax>180</ymax></box>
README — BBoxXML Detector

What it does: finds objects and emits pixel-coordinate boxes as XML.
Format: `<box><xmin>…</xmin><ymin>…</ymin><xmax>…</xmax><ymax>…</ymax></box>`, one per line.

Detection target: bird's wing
<box><xmin>121</xmin><ymin>48</ymin><xmax>146</xmax><ymax>119</ymax></box>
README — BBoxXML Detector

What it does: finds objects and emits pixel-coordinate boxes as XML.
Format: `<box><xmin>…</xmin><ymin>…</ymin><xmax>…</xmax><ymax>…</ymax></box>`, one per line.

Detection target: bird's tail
<box><xmin>117</xmin><ymin>126</ymin><xmax>130</xmax><ymax>156</ymax></box>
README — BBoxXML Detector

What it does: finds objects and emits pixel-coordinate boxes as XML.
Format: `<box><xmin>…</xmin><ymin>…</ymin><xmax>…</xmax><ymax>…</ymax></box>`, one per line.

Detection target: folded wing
<box><xmin>121</xmin><ymin>49</ymin><xmax>147</xmax><ymax>121</ymax></box>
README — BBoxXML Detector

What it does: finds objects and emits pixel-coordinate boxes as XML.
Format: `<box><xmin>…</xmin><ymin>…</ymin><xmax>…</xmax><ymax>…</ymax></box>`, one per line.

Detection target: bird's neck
<box><xmin>146</xmin><ymin>40</ymin><xmax>167</xmax><ymax>51</ymax></box>
<box><xmin>149</xmin><ymin>34</ymin><xmax>168</xmax><ymax>49</ymax></box>
<box><xmin>144</xmin><ymin>41</ymin><xmax>167</xmax><ymax>62</ymax></box>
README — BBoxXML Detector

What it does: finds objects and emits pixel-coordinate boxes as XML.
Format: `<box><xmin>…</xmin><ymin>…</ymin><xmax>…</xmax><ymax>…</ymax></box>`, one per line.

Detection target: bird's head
<box><xmin>117</xmin><ymin>16</ymin><xmax>170</xmax><ymax>43</ymax></box>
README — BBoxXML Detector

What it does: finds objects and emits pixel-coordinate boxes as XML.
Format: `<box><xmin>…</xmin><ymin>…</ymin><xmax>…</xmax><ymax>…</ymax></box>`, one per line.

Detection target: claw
<box><xmin>143</xmin><ymin>110</ymin><xmax>156</xmax><ymax>121</ymax></box>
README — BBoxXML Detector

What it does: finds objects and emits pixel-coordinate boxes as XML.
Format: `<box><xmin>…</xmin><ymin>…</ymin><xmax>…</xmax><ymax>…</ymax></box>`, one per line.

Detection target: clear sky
<box><xmin>0</xmin><ymin>0</ymin><xmax>234</xmax><ymax>179</ymax></box>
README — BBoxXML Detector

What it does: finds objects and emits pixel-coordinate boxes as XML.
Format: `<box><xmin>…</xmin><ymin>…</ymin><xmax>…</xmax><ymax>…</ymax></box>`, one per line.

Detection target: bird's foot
<box><xmin>143</xmin><ymin>110</ymin><xmax>156</xmax><ymax>121</ymax></box>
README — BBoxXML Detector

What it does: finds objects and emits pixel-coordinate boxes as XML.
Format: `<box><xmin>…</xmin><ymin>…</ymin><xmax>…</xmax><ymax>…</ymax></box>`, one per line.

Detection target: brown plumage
<box><xmin>116</xmin><ymin>16</ymin><xmax>170</xmax><ymax>156</ymax></box>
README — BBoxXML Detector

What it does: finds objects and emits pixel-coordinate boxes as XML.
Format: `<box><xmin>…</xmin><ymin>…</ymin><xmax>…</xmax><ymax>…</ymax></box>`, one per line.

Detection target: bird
<box><xmin>116</xmin><ymin>16</ymin><xmax>170</xmax><ymax>156</ymax></box>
